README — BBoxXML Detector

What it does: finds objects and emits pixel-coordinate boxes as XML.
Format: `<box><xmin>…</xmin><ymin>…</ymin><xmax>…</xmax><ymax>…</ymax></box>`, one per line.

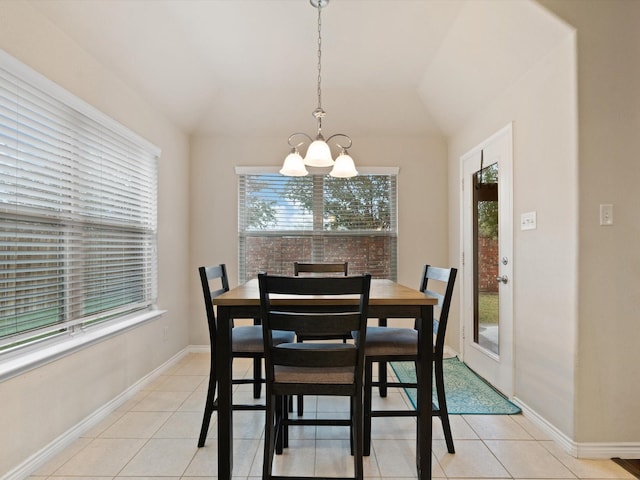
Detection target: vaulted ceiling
<box><xmin>28</xmin><ymin>0</ymin><xmax>572</xmax><ymax>137</ymax></box>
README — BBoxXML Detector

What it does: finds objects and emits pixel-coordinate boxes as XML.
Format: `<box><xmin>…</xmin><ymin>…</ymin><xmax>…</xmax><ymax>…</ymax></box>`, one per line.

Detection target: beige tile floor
<box><xmin>31</xmin><ymin>353</ymin><xmax>634</xmax><ymax>480</ymax></box>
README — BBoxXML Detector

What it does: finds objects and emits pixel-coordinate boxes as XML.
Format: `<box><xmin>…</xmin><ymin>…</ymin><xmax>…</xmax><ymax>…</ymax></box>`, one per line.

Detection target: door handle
<box><xmin>496</xmin><ymin>275</ymin><xmax>508</xmax><ymax>284</ymax></box>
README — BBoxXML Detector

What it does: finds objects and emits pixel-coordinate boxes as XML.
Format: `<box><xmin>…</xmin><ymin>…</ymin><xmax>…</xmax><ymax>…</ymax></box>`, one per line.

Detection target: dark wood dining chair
<box><xmin>259</xmin><ymin>273</ymin><xmax>371</xmax><ymax>480</ymax></box>
<box><xmin>361</xmin><ymin>265</ymin><xmax>457</xmax><ymax>455</ymax></box>
<box><xmin>197</xmin><ymin>264</ymin><xmax>295</xmax><ymax>448</ymax></box>
<box><xmin>293</xmin><ymin>261</ymin><xmax>349</xmax><ymax>415</ymax></box>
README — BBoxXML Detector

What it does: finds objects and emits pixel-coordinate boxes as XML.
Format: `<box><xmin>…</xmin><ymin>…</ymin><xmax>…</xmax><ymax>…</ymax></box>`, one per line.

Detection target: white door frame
<box><xmin>460</xmin><ymin>123</ymin><xmax>514</xmax><ymax>396</ymax></box>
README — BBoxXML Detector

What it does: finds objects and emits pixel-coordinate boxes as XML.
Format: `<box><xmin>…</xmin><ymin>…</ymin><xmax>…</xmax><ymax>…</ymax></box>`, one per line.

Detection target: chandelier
<box><xmin>280</xmin><ymin>0</ymin><xmax>357</xmax><ymax>178</ymax></box>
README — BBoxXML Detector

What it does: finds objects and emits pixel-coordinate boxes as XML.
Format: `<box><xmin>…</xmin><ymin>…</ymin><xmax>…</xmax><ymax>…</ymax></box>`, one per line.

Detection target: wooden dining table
<box><xmin>213</xmin><ymin>278</ymin><xmax>437</xmax><ymax>480</ymax></box>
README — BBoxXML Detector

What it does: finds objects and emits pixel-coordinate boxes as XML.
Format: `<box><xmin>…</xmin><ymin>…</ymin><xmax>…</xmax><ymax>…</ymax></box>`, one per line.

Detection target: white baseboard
<box><xmin>2</xmin><ymin>348</ymin><xmax>191</xmax><ymax>480</ymax></box>
<box><xmin>575</xmin><ymin>443</ymin><xmax>640</xmax><ymax>459</ymax></box>
<box><xmin>513</xmin><ymin>396</ymin><xmax>576</xmax><ymax>453</ymax></box>
<box><xmin>189</xmin><ymin>344</ymin><xmax>210</xmax><ymax>354</ymax></box>
<box><xmin>514</xmin><ymin>397</ymin><xmax>640</xmax><ymax>459</ymax></box>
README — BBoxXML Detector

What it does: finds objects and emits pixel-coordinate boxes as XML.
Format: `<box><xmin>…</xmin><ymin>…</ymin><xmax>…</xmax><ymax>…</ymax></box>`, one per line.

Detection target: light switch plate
<box><xmin>521</xmin><ymin>211</ymin><xmax>537</xmax><ymax>230</ymax></box>
<box><xmin>600</xmin><ymin>204</ymin><xmax>614</xmax><ymax>226</ymax></box>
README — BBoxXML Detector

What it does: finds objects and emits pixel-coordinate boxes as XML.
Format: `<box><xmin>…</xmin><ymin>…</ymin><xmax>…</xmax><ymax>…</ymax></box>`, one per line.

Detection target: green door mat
<box><xmin>390</xmin><ymin>357</ymin><xmax>521</xmax><ymax>414</ymax></box>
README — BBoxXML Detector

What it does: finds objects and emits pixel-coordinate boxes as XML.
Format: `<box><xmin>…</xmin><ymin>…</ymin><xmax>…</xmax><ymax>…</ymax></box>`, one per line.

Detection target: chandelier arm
<box><xmin>325</xmin><ymin>133</ymin><xmax>353</xmax><ymax>150</ymax></box>
<box><xmin>288</xmin><ymin>132</ymin><xmax>314</xmax><ymax>148</ymax></box>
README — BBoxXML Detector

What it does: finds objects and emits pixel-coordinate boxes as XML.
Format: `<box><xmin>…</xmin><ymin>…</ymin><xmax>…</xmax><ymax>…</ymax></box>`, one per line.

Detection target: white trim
<box><xmin>576</xmin><ymin>443</ymin><xmax>640</xmax><ymax>460</ymax></box>
<box><xmin>1</xmin><ymin>347</ymin><xmax>190</xmax><ymax>480</ymax></box>
<box><xmin>514</xmin><ymin>396</ymin><xmax>577</xmax><ymax>453</ymax></box>
<box><xmin>0</xmin><ymin>309</ymin><xmax>166</xmax><ymax>383</ymax></box>
<box><xmin>514</xmin><ymin>396</ymin><xmax>640</xmax><ymax>459</ymax></box>
<box><xmin>189</xmin><ymin>344</ymin><xmax>211</xmax><ymax>354</ymax></box>
<box><xmin>234</xmin><ymin>166</ymin><xmax>399</xmax><ymax>175</ymax></box>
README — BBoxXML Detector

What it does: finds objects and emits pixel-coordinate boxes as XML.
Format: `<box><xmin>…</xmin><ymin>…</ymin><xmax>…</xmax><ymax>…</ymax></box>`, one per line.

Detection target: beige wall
<box><xmin>447</xmin><ymin>26</ymin><xmax>579</xmax><ymax>437</ymax></box>
<box><xmin>540</xmin><ymin>0</ymin><xmax>640</xmax><ymax>445</ymax></box>
<box><xmin>0</xmin><ymin>2</ymin><xmax>190</xmax><ymax>475</ymax></box>
<box><xmin>447</xmin><ymin>0</ymin><xmax>640</xmax><ymax>449</ymax></box>
<box><xmin>188</xmin><ymin>134</ymin><xmax>450</xmax><ymax>345</ymax></box>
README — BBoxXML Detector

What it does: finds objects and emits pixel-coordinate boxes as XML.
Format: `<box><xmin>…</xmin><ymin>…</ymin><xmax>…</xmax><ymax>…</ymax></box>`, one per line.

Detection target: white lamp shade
<box><xmin>304</xmin><ymin>139</ymin><xmax>334</xmax><ymax>167</ymax></box>
<box><xmin>280</xmin><ymin>151</ymin><xmax>309</xmax><ymax>176</ymax></box>
<box><xmin>330</xmin><ymin>151</ymin><xmax>358</xmax><ymax>178</ymax></box>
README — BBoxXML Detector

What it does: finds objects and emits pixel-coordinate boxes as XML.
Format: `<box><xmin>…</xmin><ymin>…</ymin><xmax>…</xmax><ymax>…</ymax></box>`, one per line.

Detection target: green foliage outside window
<box><xmin>246</xmin><ymin>175</ymin><xmax>392</xmax><ymax>231</ymax></box>
<box><xmin>477</xmin><ymin>164</ymin><xmax>499</xmax><ymax>240</ymax></box>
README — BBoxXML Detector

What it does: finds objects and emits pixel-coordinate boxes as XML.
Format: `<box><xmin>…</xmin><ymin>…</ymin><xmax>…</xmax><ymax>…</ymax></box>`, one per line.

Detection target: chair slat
<box><xmin>271</xmin><ymin>346</ymin><xmax>357</xmax><ymax>367</ymax></box>
<box><xmin>269</xmin><ymin>311</ymin><xmax>362</xmax><ymax>335</ymax></box>
<box><xmin>294</xmin><ymin>261</ymin><xmax>348</xmax><ymax>276</ymax></box>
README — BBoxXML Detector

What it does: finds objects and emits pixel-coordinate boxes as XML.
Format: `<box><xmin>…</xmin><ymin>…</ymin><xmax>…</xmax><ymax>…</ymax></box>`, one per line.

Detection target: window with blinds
<box><xmin>0</xmin><ymin>52</ymin><xmax>159</xmax><ymax>351</ymax></box>
<box><xmin>237</xmin><ymin>169</ymin><xmax>397</xmax><ymax>282</ymax></box>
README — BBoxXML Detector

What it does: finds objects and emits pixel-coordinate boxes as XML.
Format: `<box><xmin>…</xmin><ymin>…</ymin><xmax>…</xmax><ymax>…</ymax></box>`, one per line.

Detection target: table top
<box><xmin>213</xmin><ymin>278</ymin><xmax>437</xmax><ymax>307</ymax></box>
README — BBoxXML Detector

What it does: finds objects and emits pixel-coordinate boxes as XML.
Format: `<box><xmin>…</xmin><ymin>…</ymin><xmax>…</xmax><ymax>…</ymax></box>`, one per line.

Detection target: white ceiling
<box><xmin>28</xmin><ymin>0</ymin><xmax>572</xmax><ymax>137</ymax></box>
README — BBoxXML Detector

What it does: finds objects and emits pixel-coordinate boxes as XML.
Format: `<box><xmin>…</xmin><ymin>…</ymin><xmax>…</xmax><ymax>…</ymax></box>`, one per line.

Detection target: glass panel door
<box><xmin>473</xmin><ymin>162</ymin><xmax>499</xmax><ymax>355</ymax></box>
<box><xmin>461</xmin><ymin>123</ymin><xmax>513</xmax><ymax>396</ymax></box>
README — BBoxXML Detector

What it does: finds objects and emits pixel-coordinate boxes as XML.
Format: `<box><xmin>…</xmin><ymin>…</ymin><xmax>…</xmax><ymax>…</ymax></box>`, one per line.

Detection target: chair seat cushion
<box><xmin>363</xmin><ymin>326</ymin><xmax>420</xmax><ymax>356</ymax></box>
<box><xmin>232</xmin><ymin>325</ymin><xmax>294</xmax><ymax>353</ymax></box>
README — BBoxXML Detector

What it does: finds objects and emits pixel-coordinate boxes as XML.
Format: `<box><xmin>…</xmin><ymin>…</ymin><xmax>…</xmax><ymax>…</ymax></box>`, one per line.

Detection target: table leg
<box><xmin>416</xmin><ymin>304</ymin><xmax>433</xmax><ymax>480</ymax></box>
<box><xmin>378</xmin><ymin>318</ymin><xmax>388</xmax><ymax>397</ymax></box>
<box><xmin>217</xmin><ymin>306</ymin><xmax>233</xmax><ymax>480</ymax></box>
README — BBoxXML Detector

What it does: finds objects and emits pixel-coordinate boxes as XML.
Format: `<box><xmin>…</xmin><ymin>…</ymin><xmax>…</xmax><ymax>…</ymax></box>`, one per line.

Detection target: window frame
<box><xmin>0</xmin><ymin>51</ymin><xmax>163</xmax><ymax>378</ymax></box>
<box><xmin>236</xmin><ymin>166</ymin><xmax>398</xmax><ymax>283</ymax></box>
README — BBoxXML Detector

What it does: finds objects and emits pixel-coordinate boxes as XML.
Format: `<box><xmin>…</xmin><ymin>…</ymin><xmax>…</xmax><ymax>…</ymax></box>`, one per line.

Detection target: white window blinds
<box><xmin>237</xmin><ymin>169</ymin><xmax>397</xmax><ymax>282</ymax></box>
<box><xmin>0</xmin><ymin>52</ymin><xmax>159</xmax><ymax>350</ymax></box>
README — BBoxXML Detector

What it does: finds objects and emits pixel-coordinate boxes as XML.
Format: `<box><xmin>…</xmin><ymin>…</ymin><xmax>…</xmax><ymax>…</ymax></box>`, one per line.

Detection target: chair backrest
<box><xmin>258</xmin><ymin>273</ymin><xmax>371</xmax><ymax>390</ymax></box>
<box><xmin>198</xmin><ymin>264</ymin><xmax>230</xmax><ymax>345</ymax></box>
<box><xmin>294</xmin><ymin>261</ymin><xmax>348</xmax><ymax>276</ymax></box>
<box><xmin>419</xmin><ymin>265</ymin><xmax>457</xmax><ymax>354</ymax></box>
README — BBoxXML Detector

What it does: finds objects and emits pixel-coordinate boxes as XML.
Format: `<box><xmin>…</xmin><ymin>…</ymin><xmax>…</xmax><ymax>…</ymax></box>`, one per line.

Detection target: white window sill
<box><xmin>0</xmin><ymin>309</ymin><xmax>166</xmax><ymax>383</ymax></box>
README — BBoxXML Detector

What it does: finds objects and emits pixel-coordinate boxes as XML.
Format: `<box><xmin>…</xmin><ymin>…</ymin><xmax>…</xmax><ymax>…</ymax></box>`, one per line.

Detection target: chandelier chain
<box><xmin>316</xmin><ymin>4</ymin><xmax>323</xmax><ymax>132</ymax></box>
<box><xmin>317</xmin><ymin>5</ymin><xmax>322</xmax><ymax>110</ymax></box>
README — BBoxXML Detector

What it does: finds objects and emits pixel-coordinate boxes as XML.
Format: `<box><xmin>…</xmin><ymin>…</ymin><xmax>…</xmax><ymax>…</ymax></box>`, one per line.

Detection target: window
<box><xmin>0</xmin><ymin>52</ymin><xmax>159</xmax><ymax>352</ymax></box>
<box><xmin>237</xmin><ymin>167</ymin><xmax>397</xmax><ymax>282</ymax></box>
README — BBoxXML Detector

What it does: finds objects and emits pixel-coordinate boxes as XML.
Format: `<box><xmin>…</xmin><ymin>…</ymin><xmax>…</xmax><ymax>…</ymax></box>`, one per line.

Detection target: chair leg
<box><xmin>354</xmin><ymin>389</ymin><xmax>364</xmax><ymax>480</ymax></box>
<box><xmin>434</xmin><ymin>357</ymin><xmax>455</xmax><ymax>454</ymax></box>
<box><xmin>282</xmin><ymin>395</ymin><xmax>289</xmax><ymax>449</ymax></box>
<box><xmin>296</xmin><ymin>337</ymin><xmax>305</xmax><ymax>415</ymax></box>
<box><xmin>198</xmin><ymin>367</ymin><xmax>217</xmax><ymax>447</ymax></box>
<box><xmin>378</xmin><ymin>361</ymin><xmax>388</xmax><ymax>397</ymax></box>
<box><xmin>363</xmin><ymin>358</ymin><xmax>373</xmax><ymax>456</ymax></box>
<box><xmin>349</xmin><ymin>396</ymin><xmax>354</xmax><ymax>455</ymax></box>
<box><xmin>263</xmin><ymin>393</ymin><xmax>276</xmax><ymax>479</ymax></box>
<box><xmin>275</xmin><ymin>394</ymin><xmax>285</xmax><ymax>454</ymax></box>
<box><xmin>413</xmin><ymin>360</ymin><xmax>422</xmax><ymax>471</ymax></box>
<box><xmin>253</xmin><ymin>357</ymin><xmax>262</xmax><ymax>399</ymax></box>
<box><xmin>252</xmin><ymin>318</ymin><xmax>262</xmax><ymax>399</ymax></box>
<box><xmin>377</xmin><ymin>318</ymin><xmax>388</xmax><ymax>397</ymax></box>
